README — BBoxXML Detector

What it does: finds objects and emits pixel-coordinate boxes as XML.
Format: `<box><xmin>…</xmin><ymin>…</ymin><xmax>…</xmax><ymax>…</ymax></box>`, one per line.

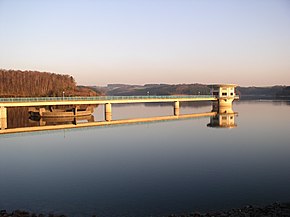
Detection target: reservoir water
<box><xmin>0</xmin><ymin>100</ymin><xmax>290</xmax><ymax>217</ymax></box>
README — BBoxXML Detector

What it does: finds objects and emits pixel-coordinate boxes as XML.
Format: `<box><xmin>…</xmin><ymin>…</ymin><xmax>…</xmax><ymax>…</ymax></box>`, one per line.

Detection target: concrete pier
<box><xmin>0</xmin><ymin>118</ymin><xmax>7</xmax><ymax>130</ymax></box>
<box><xmin>0</xmin><ymin>107</ymin><xmax>7</xmax><ymax>130</ymax></box>
<box><xmin>105</xmin><ymin>103</ymin><xmax>112</xmax><ymax>121</ymax></box>
<box><xmin>73</xmin><ymin>106</ymin><xmax>78</xmax><ymax>116</ymax></box>
<box><xmin>0</xmin><ymin>106</ymin><xmax>7</xmax><ymax>119</ymax></box>
<box><xmin>39</xmin><ymin>108</ymin><xmax>46</xmax><ymax>116</ymax></box>
<box><xmin>72</xmin><ymin>106</ymin><xmax>78</xmax><ymax>124</ymax></box>
<box><xmin>174</xmin><ymin>101</ymin><xmax>180</xmax><ymax>116</ymax></box>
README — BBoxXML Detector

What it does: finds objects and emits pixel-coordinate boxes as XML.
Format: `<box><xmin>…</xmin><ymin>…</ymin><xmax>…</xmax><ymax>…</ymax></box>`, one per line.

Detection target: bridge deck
<box><xmin>0</xmin><ymin>95</ymin><xmax>217</xmax><ymax>107</ymax></box>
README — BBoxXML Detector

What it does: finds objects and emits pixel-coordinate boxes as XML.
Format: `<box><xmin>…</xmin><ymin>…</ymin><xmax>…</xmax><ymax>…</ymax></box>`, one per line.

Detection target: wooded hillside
<box><xmin>93</xmin><ymin>83</ymin><xmax>211</xmax><ymax>96</ymax></box>
<box><xmin>93</xmin><ymin>83</ymin><xmax>289</xmax><ymax>99</ymax></box>
<box><xmin>0</xmin><ymin>69</ymin><xmax>98</xmax><ymax>97</ymax></box>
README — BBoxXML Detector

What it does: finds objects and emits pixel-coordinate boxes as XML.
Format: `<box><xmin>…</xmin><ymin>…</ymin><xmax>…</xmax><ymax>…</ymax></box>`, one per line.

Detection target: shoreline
<box><xmin>1</xmin><ymin>202</ymin><xmax>290</xmax><ymax>217</ymax></box>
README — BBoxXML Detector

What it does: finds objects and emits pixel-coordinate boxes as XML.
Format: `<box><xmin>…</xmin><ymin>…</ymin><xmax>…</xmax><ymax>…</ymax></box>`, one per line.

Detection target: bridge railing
<box><xmin>0</xmin><ymin>95</ymin><xmax>216</xmax><ymax>102</ymax></box>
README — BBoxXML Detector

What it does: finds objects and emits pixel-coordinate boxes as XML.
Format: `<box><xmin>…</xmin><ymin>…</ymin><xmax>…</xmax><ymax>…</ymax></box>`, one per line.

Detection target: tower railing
<box><xmin>0</xmin><ymin>95</ymin><xmax>216</xmax><ymax>102</ymax></box>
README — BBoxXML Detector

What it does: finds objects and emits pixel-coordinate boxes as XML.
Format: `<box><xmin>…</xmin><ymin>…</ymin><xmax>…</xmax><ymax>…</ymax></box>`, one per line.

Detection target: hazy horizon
<box><xmin>1</xmin><ymin>0</ymin><xmax>290</xmax><ymax>86</ymax></box>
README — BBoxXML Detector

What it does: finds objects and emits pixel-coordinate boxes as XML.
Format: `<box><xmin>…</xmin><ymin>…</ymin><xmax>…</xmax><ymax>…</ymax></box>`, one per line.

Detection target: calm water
<box><xmin>0</xmin><ymin>101</ymin><xmax>290</xmax><ymax>217</ymax></box>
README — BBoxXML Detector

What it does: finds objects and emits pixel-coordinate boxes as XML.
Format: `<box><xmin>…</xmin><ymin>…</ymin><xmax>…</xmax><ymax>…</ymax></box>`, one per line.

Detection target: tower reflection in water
<box><xmin>207</xmin><ymin>102</ymin><xmax>238</xmax><ymax>128</ymax></box>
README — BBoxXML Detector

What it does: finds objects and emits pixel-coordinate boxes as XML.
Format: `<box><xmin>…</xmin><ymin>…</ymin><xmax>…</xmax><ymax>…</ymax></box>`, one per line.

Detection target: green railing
<box><xmin>0</xmin><ymin>95</ymin><xmax>216</xmax><ymax>102</ymax></box>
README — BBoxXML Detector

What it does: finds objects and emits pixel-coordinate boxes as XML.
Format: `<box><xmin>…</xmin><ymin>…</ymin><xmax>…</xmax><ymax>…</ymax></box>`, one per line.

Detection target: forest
<box><xmin>0</xmin><ymin>69</ymin><xmax>98</xmax><ymax>97</ymax></box>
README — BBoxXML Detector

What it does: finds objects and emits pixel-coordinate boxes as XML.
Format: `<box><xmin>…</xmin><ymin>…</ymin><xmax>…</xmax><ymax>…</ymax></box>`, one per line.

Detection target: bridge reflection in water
<box><xmin>0</xmin><ymin>103</ymin><xmax>238</xmax><ymax>135</ymax></box>
<box><xmin>30</xmin><ymin>114</ymin><xmax>95</xmax><ymax>126</ymax></box>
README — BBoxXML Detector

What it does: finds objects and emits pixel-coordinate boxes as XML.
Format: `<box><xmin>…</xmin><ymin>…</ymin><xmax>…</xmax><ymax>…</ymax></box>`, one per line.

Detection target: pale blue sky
<box><xmin>0</xmin><ymin>0</ymin><xmax>290</xmax><ymax>86</ymax></box>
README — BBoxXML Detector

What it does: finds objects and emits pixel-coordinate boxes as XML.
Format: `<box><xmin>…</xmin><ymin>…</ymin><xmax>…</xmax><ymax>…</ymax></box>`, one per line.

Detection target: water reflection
<box><xmin>207</xmin><ymin>106</ymin><xmax>238</xmax><ymax>128</ymax></box>
<box><xmin>1</xmin><ymin>103</ymin><xmax>239</xmax><ymax>134</ymax></box>
<box><xmin>7</xmin><ymin>107</ymin><xmax>38</xmax><ymax>129</ymax></box>
<box><xmin>1</xmin><ymin>101</ymin><xmax>290</xmax><ymax>217</ymax></box>
<box><xmin>30</xmin><ymin>115</ymin><xmax>95</xmax><ymax>126</ymax></box>
<box><xmin>5</xmin><ymin>107</ymin><xmax>96</xmax><ymax>129</ymax></box>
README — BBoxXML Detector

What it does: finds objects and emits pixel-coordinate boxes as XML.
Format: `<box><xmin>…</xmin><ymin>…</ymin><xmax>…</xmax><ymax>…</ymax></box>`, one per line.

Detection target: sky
<box><xmin>0</xmin><ymin>0</ymin><xmax>290</xmax><ymax>86</ymax></box>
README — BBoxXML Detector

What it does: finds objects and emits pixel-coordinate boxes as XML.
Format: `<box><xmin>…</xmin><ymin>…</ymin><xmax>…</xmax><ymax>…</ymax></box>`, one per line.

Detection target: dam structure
<box><xmin>0</xmin><ymin>84</ymin><xmax>238</xmax><ymax>132</ymax></box>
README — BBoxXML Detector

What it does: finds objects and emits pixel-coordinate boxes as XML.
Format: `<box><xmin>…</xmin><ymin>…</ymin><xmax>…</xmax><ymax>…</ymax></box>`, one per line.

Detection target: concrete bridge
<box><xmin>0</xmin><ymin>84</ymin><xmax>239</xmax><ymax>130</ymax></box>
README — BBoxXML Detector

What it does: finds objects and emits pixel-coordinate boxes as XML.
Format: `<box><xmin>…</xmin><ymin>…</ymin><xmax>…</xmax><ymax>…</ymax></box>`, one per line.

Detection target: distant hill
<box><xmin>0</xmin><ymin>69</ymin><xmax>99</xmax><ymax>97</ymax></box>
<box><xmin>92</xmin><ymin>83</ymin><xmax>211</xmax><ymax>96</ymax></box>
<box><xmin>92</xmin><ymin>83</ymin><xmax>290</xmax><ymax>99</ymax></box>
<box><xmin>276</xmin><ymin>86</ymin><xmax>290</xmax><ymax>98</ymax></box>
<box><xmin>236</xmin><ymin>86</ymin><xmax>287</xmax><ymax>99</ymax></box>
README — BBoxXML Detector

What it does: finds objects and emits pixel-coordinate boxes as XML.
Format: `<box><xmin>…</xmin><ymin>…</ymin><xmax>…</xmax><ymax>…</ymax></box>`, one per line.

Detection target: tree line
<box><xmin>96</xmin><ymin>83</ymin><xmax>290</xmax><ymax>99</ymax></box>
<box><xmin>102</xmin><ymin>83</ymin><xmax>211</xmax><ymax>96</ymax></box>
<box><xmin>0</xmin><ymin>69</ymin><xmax>98</xmax><ymax>97</ymax></box>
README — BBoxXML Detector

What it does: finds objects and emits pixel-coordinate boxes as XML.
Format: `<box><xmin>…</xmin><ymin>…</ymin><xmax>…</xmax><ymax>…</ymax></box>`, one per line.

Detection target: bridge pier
<box><xmin>39</xmin><ymin>108</ymin><xmax>46</xmax><ymax>116</ymax></box>
<box><xmin>72</xmin><ymin>106</ymin><xmax>79</xmax><ymax>125</ymax></box>
<box><xmin>174</xmin><ymin>101</ymin><xmax>180</xmax><ymax>116</ymax></box>
<box><xmin>105</xmin><ymin>103</ymin><xmax>112</xmax><ymax>121</ymax></box>
<box><xmin>73</xmin><ymin>107</ymin><xmax>77</xmax><ymax>116</ymax></box>
<box><xmin>73</xmin><ymin>106</ymin><xmax>80</xmax><ymax>116</ymax></box>
<box><xmin>0</xmin><ymin>106</ymin><xmax>7</xmax><ymax>130</ymax></box>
